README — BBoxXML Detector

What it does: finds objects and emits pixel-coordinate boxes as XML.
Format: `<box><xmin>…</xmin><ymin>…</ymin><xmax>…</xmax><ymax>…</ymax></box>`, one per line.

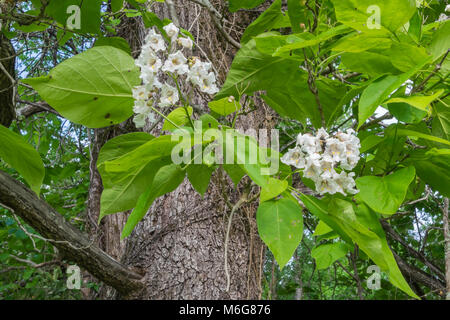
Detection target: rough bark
<box><xmin>0</xmin><ymin>170</ymin><xmax>144</xmax><ymax>296</ymax></box>
<box><xmin>294</xmin><ymin>249</ymin><xmax>303</xmax><ymax>300</ymax></box>
<box><xmin>442</xmin><ymin>198</ymin><xmax>450</xmax><ymax>300</ymax></box>
<box><xmin>85</xmin><ymin>0</ymin><xmax>267</xmax><ymax>299</ymax></box>
<box><xmin>0</xmin><ymin>32</ymin><xmax>16</xmax><ymax>127</ymax></box>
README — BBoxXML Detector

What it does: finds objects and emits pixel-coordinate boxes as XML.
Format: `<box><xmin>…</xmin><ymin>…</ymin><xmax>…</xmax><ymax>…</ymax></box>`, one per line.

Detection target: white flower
<box><xmin>290</xmin><ymin>127</ymin><xmax>361</xmax><ymax>196</ymax></box>
<box><xmin>159</xmin><ymin>84</ymin><xmax>179</xmax><ymax>107</ymax></box>
<box><xmin>304</xmin><ymin>158</ymin><xmax>321</xmax><ymax>180</ymax></box>
<box><xmin>137</xmin><ymin>48</ymin><xmax>162</xmax><ymax>73</ymax></box>
<box><xmin>133</xmin><ymin>112</ymin><xmax>156</xmax><ymax>128</ymax></box>
<box><xmin>177</xmin><ymin>37</ymin><xmax>193</xmax><ymax>49</ymax></box>
<box><xmin>132</xmin><ymin>85</ymin><xmax>149</xmax><ymax>101</ymax></box>
<box><xmin>298</xmin><ymin>133</ymin><xmax>320</xmax><ymax>154</ymax></box>
<box><xmin>281</xmin><ymin>147</ymin><xmax>306</xmax><ymax>169</ymax></box>
<box><xmin>140</xmin><ymin>69</ymin><xmax>162</xmax><ymax>88</ymax></box>
<box><xmin>446</xmin><ymin>4</ymin><xmax>450</xmax><ymax>12</ymax></box>
<box><xmin>316</xmin><ymin>177</ymin><xmax>341</xmax><ymax>195</ymax></box>
<box><xmin>317</xmin><ymin>127</ymin><xmax>329</xmax><ymax>139</ymax></box>
<box><xmin>199</xmin><ymin>72</ymin><xmax>219</xmax><ymax>95</ymax></box>
<box><xmin>188</xmin><ymin>59</ymin><xmax>211</xmax><ymax>86</ymax></box>
<box><xmin>144</xmin><ymin>29</ymin><xmax>166</xmax><ymax>52</ymax></box>
<box><xmin>162</xmin><ymin>51</ymin><xmax>189</xmax><ymax>75</ymax></box>
<box><xmin>163</xmin><ymin>22</ymin><xmax>179</xmax><ymax>42</ymax></box>
<box><xmin>324</xmin><ymin>138</ymin><xmax>346</xmax><ymax>162</ymax></box>
<box><xmin>320</xmin><ymin>159</ymin><xmax>335</xmax><ymax>179</ymax></box>
<box><xmin>133</xmin><ymin>100</ymin><xmax>153</xmax><ymax>115</ymax></box>
<box><xmin>133</xmin><ymin>113</ymin><xmax>147</xmax><ymax>128</ymax></box>
<box><xmin>333</xmin><ymin>171</ymin><xmax>359</xmax><ymax>195</ymax></box>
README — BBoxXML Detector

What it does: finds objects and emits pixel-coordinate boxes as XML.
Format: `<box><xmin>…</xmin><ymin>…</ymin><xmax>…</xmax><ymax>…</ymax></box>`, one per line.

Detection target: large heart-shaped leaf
<box><xmin>23</xmin><ymin>46</ymin><xmax>140</xmax><ymax>128</ymax></box>
<box><xmin>331</xmin><ymin>0</ymin><xmax>417</xmax><ymax>36</ymax></box>
<box><xmin>256</xmin><ymin>198</ymin><xmax>303</xmax><ymax>269</ymax></box>
<box><xmin>356</xmin><ymin>166</ymin><xmax>416</xmax><ymax>215</ymax></box>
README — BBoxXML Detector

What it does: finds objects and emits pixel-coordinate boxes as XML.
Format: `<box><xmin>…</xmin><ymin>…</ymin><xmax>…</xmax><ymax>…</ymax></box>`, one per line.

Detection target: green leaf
<box><xmin>408</xmin><ymin>149</ymin><xmax>450</xmax><ymax>197</ymax></box>
<box><xmin>223</xmin><ymin>164</ymin><xmax>246</xmax><ymax>186</ymax></box>
<box><xmin>142</xmin><ymin>11</ymin><xmax>168</xmax><ymax>39</ymax></box>
<box><xmin>287</xmin><ymin>0</ymin><xmax>309</xmax><ymax>33</ymax></box>
<box><xmin>386</xmin><ymin>42</ymin><xmax>430</xmax><ymax>73</ymax></box>
<box><xmin>240</xmin><ymin>0</ymin><xmax>284</xmax><ymax>44</ymax></box>
<box><xmin>103</xmin><ymin>135</ymin><xmax>183</xmax><ymax>187</ymax></box>
<box><xmin>433</xmin><ymin>101</ymin><xmax>450</xmax><ymax>141</ymax></box>
<box><xmin>299</xmin><ymin>194</ymin><xmax>353</xmax><ymax>244</ymax></box>
<box><xmin>356</xmin><ymin>166</ymin><xmax>416</xmax><ymax>215</ymax></box>
<box><xmin>340</xmin><ymin>51</ymin><xmax>400</xmax><ymax>78</ymax></box>
<box><xmin>260</xmin><ymin>178</ymin><xmax>288</xmax><ymax>203</ymax></box>
<box><xmin>223</xmin><ymin>130</ymin><xmax>269</xmax><ymax>187</ymax></box>
<box><xmin>216</xmin><ymin>37</ymin><xmax>303</xmax><ymax>100</ymax></box>
<box><xmin>162</xmin><ymin>107</ymin><xmax>193</xmax><ymax>131</ymax></box>
<box><xmin>331</xmin><ymin>33</ymin><xmax>392</xmax><ymax>53</ymax></box>
<box><xmin>94</xmin><ymin>37</ymin><xmax>132</xmax><ymax>55</ymax></box>
<box><xmin>385</xmin><ymin>90</ymin><xmax>444</xmax><ymax>113</ymax></box>
<box><xmin>388</xmin><ymin>103</ymin><xmax>427</xmax><ymax>124</ymax></box>
<box><xmin>314</xmin><ymin>220</ymin><xmax>334</xmax><ymax>236</ymax></box>
<box><xmin>46</xmin><ymin>0</ymin><xmax>102</xmax><ymax>34</ymax></box>
<box><xmin>429</xmin><ymin>20</ymin><xmax>450</xmax><ymax>61</ymax></box>
<box><xmin>360</xmin><ymin>134</ymin><xmax>384</xmax><ymax>153</ymax></box>
<box><xmin>358</xmin><ymin>57</ymin><xmax>432</xmax><ymax>129</ymax></box>
<box><xmin>256</xmin><ymin>198</ymin><xmax>303</xmax><ymax>269</ymax></box>
<box><xmin>96</xmin><ymin>133</ymin><xmax>175</xmax><ymax>220</ymax></box>
<box><xmin>208</xmin><ymin>97</ymin><xmax>242</xmax><ymax>116</ymax></box>
<box><xmin>311</xmin><ymin>242</ymin><xmax>349</xmax><ymax>269</ymax></box>
<box><xmin>0</xmin><ymin>125</ymin><xmax>45</xmax><ymax>195</ymax></box>
<box><xmin>396</xmin><ymin>129</ymin><xmax>450</xmax><ymax>146</ymax></box>
<box><xmin>228</xmin><ymin>0</ymin><xmax>265</xmax><ymax>12</ymax></box>
<box><xmin>273</xmin><ymin>25</ymin><xmax>351</xmax><ymax>56</ymax></box>
<box><xmin>301</xmin><ymin>195</ymin><xmax>419</xmax><ymax>298</ymax></box>
<box><xmin>262</xmin><ymin>75</ymin><xmax>348</xmax><ymax>128</ymax></box>
<box><xmin>111</xmin><ymin>0</ymin><xmax>124</xmax><ymax>12</ymax></box>
<box><xmin>331</xmin><ymin>0</ymin><xmax>417</xmax><ymax>36</ymax></box>
<box><xmin>187</xmin><ymin>164</ymin><xmax>215</xmax><ymax>196</ymax></box>
<box><xmin>121</xmin><ymin>164</ymin><xmax>185</xmax><ymax>239</ymax></box>
<box><xmin>22</xmin><ymin>46</ymin><xmax>140</xmax><ymax>128</ymax></box>
<box><xmin>13</xmin><ymin>21</ymin><xmax>49</xmax><ymax>33</ymax></box>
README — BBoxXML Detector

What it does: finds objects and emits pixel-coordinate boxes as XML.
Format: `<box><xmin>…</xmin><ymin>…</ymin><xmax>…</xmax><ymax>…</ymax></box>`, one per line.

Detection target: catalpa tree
<box><xmin>0</xmin><ymin>0</ymin><xmax>449</xmax><ymax>300</ymax></box>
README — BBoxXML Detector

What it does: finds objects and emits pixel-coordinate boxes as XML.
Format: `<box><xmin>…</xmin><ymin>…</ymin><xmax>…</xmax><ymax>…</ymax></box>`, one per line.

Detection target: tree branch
<box><xmin>381</xmin><ymin>220</ymin><xmax>445</xmax><ymax>281</ymax></box>
<box><xmin>17</xmin><ymin>100</ymin><xmax>61</xmax><ymax>118</ymax></box>
<box><xmin>0</xmin><ymin>170</ymin><xmax>144</xmax><ymax>296</ymax></box>
<box><xmin>188</xmin><ymin>0</ymin><xmax>241</xmax><ymax>48</ymax></box>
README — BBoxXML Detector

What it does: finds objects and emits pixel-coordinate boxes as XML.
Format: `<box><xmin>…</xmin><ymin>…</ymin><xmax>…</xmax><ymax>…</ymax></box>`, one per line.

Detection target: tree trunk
<box><xmin>86</xmin><ymin>0</ymin><xmax>268</xmax><ymax>299</ymax></box>
<box><xmin>442</xmin><ymin>198</ymin><xmax>450</xmax><ymax>300</ymax></box>
<box><xmin>294</xmin><ymin>249</ymin><xmax>303</xmax><ymax>300</ymax></box>
<box><xmin>0</xmin><ymin>32</ymin><xmax>16</xmax><ymax>127</ymax></box>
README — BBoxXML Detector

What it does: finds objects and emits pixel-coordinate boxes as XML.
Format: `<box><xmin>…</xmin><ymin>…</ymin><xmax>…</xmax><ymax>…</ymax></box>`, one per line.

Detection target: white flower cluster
<box><xmin>281</xmin><ymin>128</ymin><xmax>361</xmax><ymax>196</ymax></box>
<box><xmin>132</xmin><ymin>23</ymin><xmax>219</xmax><ymax>128</ymax></box>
